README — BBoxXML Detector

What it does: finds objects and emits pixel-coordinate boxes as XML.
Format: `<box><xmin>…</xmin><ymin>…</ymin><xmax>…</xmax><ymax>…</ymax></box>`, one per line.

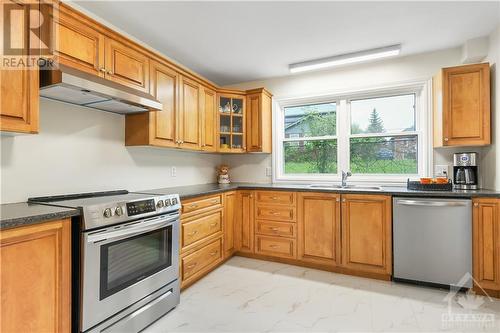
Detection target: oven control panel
<box><xmin>83</xmin><ymin>194</ymin><xmax>181</xmax><ymax>230</ymax></box>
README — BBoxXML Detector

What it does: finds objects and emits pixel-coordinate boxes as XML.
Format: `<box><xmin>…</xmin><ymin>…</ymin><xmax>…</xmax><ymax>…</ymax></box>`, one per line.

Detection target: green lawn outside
<box><xmin>285</xmin><ymin>159</ymin><xmax>417</xmax><ymax>174</ymax></box>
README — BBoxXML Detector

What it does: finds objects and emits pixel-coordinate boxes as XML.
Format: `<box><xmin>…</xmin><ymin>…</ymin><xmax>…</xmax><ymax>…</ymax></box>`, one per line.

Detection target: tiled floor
<box><xmin>144</xmin><ymin>257</ymin><xmax>500</xmax><ymax>332</ymax></box>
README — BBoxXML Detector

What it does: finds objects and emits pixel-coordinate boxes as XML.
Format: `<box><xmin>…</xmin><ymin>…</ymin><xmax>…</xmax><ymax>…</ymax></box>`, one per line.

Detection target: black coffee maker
<box><xmin>453</xmin><ymin>152</ymin><xmax>478</xmax><ymax>190</ymax></box>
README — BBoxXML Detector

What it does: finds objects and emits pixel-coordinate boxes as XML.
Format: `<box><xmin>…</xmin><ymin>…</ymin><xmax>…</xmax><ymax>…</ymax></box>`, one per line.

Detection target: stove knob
<box><xmin>103</xmin><ymin>208</ymin><xmax>112</xmax><ymax>218</ymax></box>
<box><xmin>164</xmin><ymin>199</ymin><xmax>171</xmax><ymax>207</ymax></box>
<box><xmin>171</xmin><ymin>198</ymin><xmax>178</xmax><ymax>205</ymax></box>
<box><xmin>157</xmin><ymin>200</ymin><xmax>165</xmax><ymax>208</ymax></box>
<box><xmin>115</xmin><ymin>206</ymin><xmax>124</xmax><ymax>216</ymax></box>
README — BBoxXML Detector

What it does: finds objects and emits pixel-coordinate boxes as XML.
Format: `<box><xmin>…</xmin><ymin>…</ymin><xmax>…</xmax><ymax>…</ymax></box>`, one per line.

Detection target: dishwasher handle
<box><xmin>395</xmin><ymin>199</ymin><xmax>469</xmax><ymax>207</ymax></box>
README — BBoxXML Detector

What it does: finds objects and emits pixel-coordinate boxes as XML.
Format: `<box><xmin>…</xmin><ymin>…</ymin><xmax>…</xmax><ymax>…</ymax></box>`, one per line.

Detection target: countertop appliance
<box><xmin>393</xmin><ymin>197</ymin><xmax>472</xmax><ymax>288</ymax></box>
<box><xmin>29</xmin><ymin>190</ymin><xmax>181</xmax><ymax>333</ymax></box>
<box><xmin>453</xmin><ymin>152</ymin><xmax>479</xmax><ymax>190</ymax></box>
<box><xmin>40</xmin><ymin>64</ymin><xmax>162</xmax><ymax>114</ymax></box>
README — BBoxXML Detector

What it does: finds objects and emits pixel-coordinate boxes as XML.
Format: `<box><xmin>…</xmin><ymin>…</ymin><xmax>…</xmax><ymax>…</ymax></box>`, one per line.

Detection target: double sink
<box><xmin>308</xmin><ymin>184</ymin><xmax>383</xmax><ymax>191</ymax></box>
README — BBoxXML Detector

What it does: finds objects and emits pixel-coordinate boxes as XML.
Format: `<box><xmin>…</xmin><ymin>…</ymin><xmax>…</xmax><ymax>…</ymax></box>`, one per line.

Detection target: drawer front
<box><xmin>256</xmin><ymin>220</ymin><xmax>296</xmax><ymax>238</ymax></box>
<box><xmin>255</xmin><ymin>236</ymin><xmax>296</xmax><ymax>259</ymax></box>
<box><xmin>256</xmin><ymin>191</ymin><xmax>295</xmax><ymax>205</ymax></box>
<box><xmin>256</xmin><ymin>205</ymin><xmax>296</xmax><ymax>222</ymax></box>
<box><xmin>182</xmin><ymin>210</ymin><xmax>222</xmax><ymax>249</ymax></box>
<box><xmin>182</xmin><ymin>238</ymin><xmax>222</xmax><ymax>280</ymax></box>
<box><xmin>182</xmin><ymin>195</ymin><xmax>222</xmax><ymax>215</ymax></box>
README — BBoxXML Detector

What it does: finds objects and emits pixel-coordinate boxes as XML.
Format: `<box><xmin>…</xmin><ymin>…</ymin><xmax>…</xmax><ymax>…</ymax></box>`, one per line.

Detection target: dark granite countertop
<box><xmin>139</xmin><ymin>182</ymin><xmax>500</xmax><ymax>199</ymax></box>
<box><xmin>0</xmin><ymin>202</ymin><xmax>80</xmax><ymax>230</ymax></box>
<box><xmin>3</xmin><ymin>182</ymin><xmax>498</xmax><ymax>230</ymax></box>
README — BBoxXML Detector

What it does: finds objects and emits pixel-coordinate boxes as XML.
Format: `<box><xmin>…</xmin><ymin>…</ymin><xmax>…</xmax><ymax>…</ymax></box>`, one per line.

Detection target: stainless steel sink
<box><xmin>309</xmin><ymin>184</ymin><xmax>382</xmax><ymax>191</ymax></box>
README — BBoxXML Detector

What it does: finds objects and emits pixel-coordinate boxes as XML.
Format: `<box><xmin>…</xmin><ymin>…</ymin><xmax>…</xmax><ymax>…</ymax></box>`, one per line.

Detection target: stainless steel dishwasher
<box><xmin>393</xmin><ymin>197</ymin><xmax>472</xmax><ymax>288</ymax></box>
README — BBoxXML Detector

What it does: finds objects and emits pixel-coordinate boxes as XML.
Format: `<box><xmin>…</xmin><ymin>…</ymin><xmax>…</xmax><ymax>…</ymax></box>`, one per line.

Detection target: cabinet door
<box><xmin>298</xmin><ymin>192</ymin><xmax>341</xmax><ymax>266</ymax></box>
<box><xmin>104</xmin><ymin>37</ymin><xmax>150</xmax><ymax>93</ymax></box>
<box><xmin>52</xmin><ymin>7</ymin><xmax>105</xmax><ymax>76</ymax></box>
<box><xmin>1</xmin><ymin>0</ymin><xmax>39</xmax><ymax>133</ymax></box>
<box><xmin>150</xmin><ymin>60</ymin><xmax>179</xmax><ymax>147</ymax></box>
<box><xmin>246</xmin><ymin>93</ymin><xmax>262</xmax><ymax>152</ymax></box>
<box><xmin>0</xmin><ymin>219</ymin><xmax>71</xmax><ymax>333</ymax></box>
<box><xmin>224</xmin><ymin>191</ymin><xmax>237</xmax><ymax>257</ymax></box>
<box><xmin>201</xmin><ymin>86</ymin><xmax>217</xmax><ymax>152</ymax></box>
<box><xmin>236</xmin><ymin>191</ymin><xmax>255</xmax><ymax>253</ymax></box>
<box><xmin>442</xmin><ymin>63</ymin><xmax>490</xmax><ymax>146</ymax></box>
<box><xmin>341</xmin><ymin>194</ymin><xmax>392</xmax><ymax>275</ymax></box>
<box><xmin>178</xmin><ymin>76</ymin><xmax>201</xmax><ymax>150</ymax></box>
<box><xmin>473</xmin><ymin>198</ymin><xmax>500</xmax><ymax>291</ymax></box>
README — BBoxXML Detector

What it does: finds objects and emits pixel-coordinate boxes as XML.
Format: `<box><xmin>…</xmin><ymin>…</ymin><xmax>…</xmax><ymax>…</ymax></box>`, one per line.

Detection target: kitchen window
<box><xmin>274</xmin><ymin>82</ymin><xmax>430</xmax><ymax>184</ymax></box>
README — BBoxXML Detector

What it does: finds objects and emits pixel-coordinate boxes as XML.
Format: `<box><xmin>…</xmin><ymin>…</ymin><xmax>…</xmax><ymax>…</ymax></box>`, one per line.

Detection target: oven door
<box><xmin>81</xmin><ymin>212</ymin><xmax>179</xmax><ymax>332</ymax></box>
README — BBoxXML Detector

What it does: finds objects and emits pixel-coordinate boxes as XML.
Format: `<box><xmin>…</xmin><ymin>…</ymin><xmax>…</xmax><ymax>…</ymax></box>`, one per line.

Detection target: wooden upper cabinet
<box><xmin>1</xmin><ymin>219</ymin><xmax>71</xmax><ymax>333</ymax></box>
<box><xmin>178</xmin><ymin>76</ymin><xmax>201</xmax><ymax>150</ymax></box>
<box><xmin>1</xmin><ymin>0</ymin><xmax>39</xmax><ymax>134</ymax></box>
<box><xmin>473</xmin><ymin>198</ymin><xmax>500</xmax><ymax>292</ymax></box>
<box><xmin>224</xmin><ymin>191</ymin><xmax>237</xmax><ymax>257</ymax></box>
<box><xmin>434</xmin><ymin>63</ymin><xmax>491</xmax><ymax>147</ymax></box>
<box><xmin>150</xmin><ymin>60</ymin><xmax>179</xmax><ymax>147</ymax></box>
<box><xmin>341</xmin><ymin>194</ymin><xmax>392</xmax><ymax>276</ymax></box>
<box><xmin>298</xmin><ymin>192</ymin><xmax>341</xmax><ymax>266</ymax></box>
<box><xmin>246</xmin><ymin>88</ymin><xmax>273</xmax><ymax>153</ymax></box>
<box><xmin>218</xmin><ymin>92</ymin><xmax>246</xmax><ymax>153</ymax></box>
<box><xmin>52</xmin><ymin>7</ymin><xmax>105</xmax><ymax>76</ymax></box>
<box><xmin>201</xmin><ymin>86</ymin><xmax>217</xmax><ymax>152</ymax></box>
<box><xmin>104</xmin><ymin>38</ymin><xmax>150</xmax><ymax>93</ymax></box>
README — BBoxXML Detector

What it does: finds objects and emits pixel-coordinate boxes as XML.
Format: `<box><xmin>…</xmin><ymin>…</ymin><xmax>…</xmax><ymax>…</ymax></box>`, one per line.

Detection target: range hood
<box><xmin>40</xmin><ymin>65</ymin><xmax>162</xmax><ymax>114</ymax></box>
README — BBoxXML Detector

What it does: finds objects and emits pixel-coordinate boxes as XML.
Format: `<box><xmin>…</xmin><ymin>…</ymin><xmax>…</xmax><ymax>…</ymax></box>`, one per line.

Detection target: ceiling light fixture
<box><xmin>289</xmin><ymin>44</ymin><xmax>401</xmax><ymax>73</ymax></box>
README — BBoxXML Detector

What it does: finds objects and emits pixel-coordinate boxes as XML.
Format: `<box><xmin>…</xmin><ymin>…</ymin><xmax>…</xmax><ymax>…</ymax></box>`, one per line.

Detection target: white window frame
<box><xmin>272</xmin><ymin>80</ymin><xmax>432</xmax><ymax>185</ymax></box>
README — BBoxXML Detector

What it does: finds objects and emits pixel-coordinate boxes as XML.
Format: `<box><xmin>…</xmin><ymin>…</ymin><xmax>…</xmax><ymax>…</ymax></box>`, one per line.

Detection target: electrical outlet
<box><xmin>265</xmin><ymin>167</ymin><xmax>272</xmax><ymax>177</ymax></box>
<box><xmin>434</xmin><ymin>165</ymin><xmax>449</xmax><ymax>177</ymax></box>
<box><xmin>171</xmin><ymin>166</ymin><xmax>177</xmax><ymax>177</ymax></box>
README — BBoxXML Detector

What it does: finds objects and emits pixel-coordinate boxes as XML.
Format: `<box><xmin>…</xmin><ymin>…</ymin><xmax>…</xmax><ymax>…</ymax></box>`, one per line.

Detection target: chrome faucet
<box><xmin>341</xmin><ymin>170</ymin><xmax>352</xmax><ymax>187</ymax></box>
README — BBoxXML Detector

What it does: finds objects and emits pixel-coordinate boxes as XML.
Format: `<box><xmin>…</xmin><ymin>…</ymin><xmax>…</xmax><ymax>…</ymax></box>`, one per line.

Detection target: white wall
<box><xmin>223</xmin><ymin>46</ymin><xmax>499</xmax><ymax>189</ymax></box>
<box><xmin>0</xmin><ymin>99</ymin><xmax>222</xmax><ymax>204</ymax></box>
<box><xmin>482</xmin><ymin>25</ymin><xmax>500</xmax><ymax>190</ymax></box>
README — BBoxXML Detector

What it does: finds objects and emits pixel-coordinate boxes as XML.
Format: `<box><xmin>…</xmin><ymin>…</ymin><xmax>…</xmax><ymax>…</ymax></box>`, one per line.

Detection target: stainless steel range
<box><xmin>29</xmin><ymin>190</ymin><xmax>181</xmax><ymax>333</ymax></box>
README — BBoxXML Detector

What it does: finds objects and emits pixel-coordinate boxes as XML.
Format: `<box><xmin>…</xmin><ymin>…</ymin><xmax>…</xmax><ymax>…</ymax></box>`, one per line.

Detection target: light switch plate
<box><xmin>171</xmin><ymin>166</ymin><xmax>177</xmax><ymax>177</ymax></box>
<box><xmin>434</xmin><ymin>165</ymin><xmax>449</xmax><ymax>177</ymax></box>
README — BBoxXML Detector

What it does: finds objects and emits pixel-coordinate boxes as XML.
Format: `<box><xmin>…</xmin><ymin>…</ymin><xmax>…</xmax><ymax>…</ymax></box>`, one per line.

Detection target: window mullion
<box><xmin>338</xmin><ymin>99</ymin><xmax>349</xmax><ymax>174</ymax></box>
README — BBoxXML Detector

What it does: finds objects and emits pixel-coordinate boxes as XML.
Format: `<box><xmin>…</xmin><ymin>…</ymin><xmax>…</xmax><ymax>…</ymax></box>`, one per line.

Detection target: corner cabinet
<box><xmin>246</xmin><ymin>89</ymin><xmax>273</xmax><ymax>153</ymax></box>
<box><xmin>433</xmin><ymin>63</ymin><xmax>491</xmax><ymax>147</ymax></box>
<box><xmin>473</xmin><ymin>198</ymin><xmax>500</xmax><ymax>295</ymax></box>
<box><xmin>0</xmin><ymin>219</ymin><xmax>71</xmax><ymax>333</ymax></box>
<box><xmin>0</xmin><ymin>0</ymin><xmax>39</xmax><ymax>134</ymax></box>
<box><xmin>341</xmin><ymin>194</ymin><xmax>392</xmax><ymax>276</ymax></box>
<box><xmin>218</xmin><ymin>92</ymin><xmax>246</xmax><ymax>153</ymax></box>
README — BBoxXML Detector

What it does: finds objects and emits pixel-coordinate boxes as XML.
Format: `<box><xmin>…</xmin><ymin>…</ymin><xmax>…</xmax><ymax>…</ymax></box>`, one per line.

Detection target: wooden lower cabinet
<box><xmin>0</xmin><ymin>219</ymin><xmax>71</xmax><ymax>333</ymax></box>
<box><xmin>224</xmin><ymin>191</ymin><xmax>237</xmax><ymax>258</ymax></box>
<box><xmin>298</xmin><ymin>192</ymin><xmax>341</xmax><ymax>266</ymax></box>
<box><xmin>181</xmin><ymin>209</ymin><xmax>222</xmax><ymax>252</ymax></box>
<box><xmin>180</xmin><ymin>237</ymin><xmax>223</xmax><ymax>288</ymax></box>
<box><xmin>341</xmin><ymin>194</ymin><xmax>392</xmax><ymax>275</ymax></box>
<box><xmin>473</xmin><ymin>198</ymin><xmax>500</xmax><ymax>294</ymax></box>
<box><xmin>236</xmin><ymin>191</ymin><xmax>255</xmax><ymax>253</ymax></box>
<box><xmin>255</xmin><ymin>235</ymin><xmax>296</xmax><ymax>259</ymax></box>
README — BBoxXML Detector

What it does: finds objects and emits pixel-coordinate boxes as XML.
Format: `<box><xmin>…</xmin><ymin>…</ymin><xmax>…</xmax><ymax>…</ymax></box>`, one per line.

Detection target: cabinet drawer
<box><xmin>256</xmin><ymin>220</ymin><xmax>296</xmax><ymax>238</ymax></box>
<box><xmin>182</xmin><ymin>210</ymin><xmax>222</xmax><ymax>249</ymax></box>
<box><xmin>182</xmin><ymin>195</ymin><xmax>222</xmax><ymax>215</ymax></box>
<box><xmin>182</xmin><ymin>238</ymin><xmax>222</xmax><ymax>280</ymax></box>
<box><xmin>255</xmin><ymin>236</ymin><xmax>296</xmax><ymax>259</ymax></box>
<box><xmin>256</xmin><ymin>205</ymin><xmax>296</xmax><ymax>222</ymax></box>
<box><xmin>256</xmin><ymin>191</ymin><xmax>295</xmax><ymax>205</ymax></box>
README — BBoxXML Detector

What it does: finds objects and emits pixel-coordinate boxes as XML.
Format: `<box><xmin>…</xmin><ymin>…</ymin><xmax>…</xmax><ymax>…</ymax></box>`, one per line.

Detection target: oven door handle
<box><xmin>87</xmin><ymin>213</ymin><xmax>179</xmax><ymax>243</ymax></box>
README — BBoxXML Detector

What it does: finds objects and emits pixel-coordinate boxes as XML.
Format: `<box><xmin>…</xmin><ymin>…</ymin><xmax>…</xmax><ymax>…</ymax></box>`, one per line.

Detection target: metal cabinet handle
<box><xmin>210</xmin><ymin>223</ymin><xmax>218</xmax><ymax>227</ymax></box>
<box><xmin>187</xmin><ymin>263</ymin><xmax>197</xmax><ymax>268</ymax></box>
<box><xmin>396</xmin><ymin>199</ymin><xmax>469</xmax><ymax>207</ymax></box>
<box><xmin>270</xmin><ymin>211</ymin><xmax>280</xmax><ymax>215</ymax></box>
<box><xmin>336</xmin><ymin>198</ymin><xmax>340</xmax><ymax>202</ymax></box>
<box><xmin>188</xmin><ymin>230</ymin><xmax>198</xmax><ymax>236</ymax></box>
<box><xmin>474</xmin><ymin>203</ymin><xmax>479</xmax><ymax>207</ymax></box>
<box><xmin>342</xmin><ymin>199</ymin><xmax>346</xmax><ymax>202</ymax></box>
<box><xmin>190</xmin><ymin>204</ymin><xmax>198</xmax><ymax>208</ymax></box>
<box><xmin>211</xmin><ymin>200</ymin><xmax>219</xmax><ymax>204</ymax></box>
<box><xmin>271</xmin><ymin>196</ymin><xmax>278</xmax><ymax>200</ymax></box>
<box><xmin>209</xmin><ymin>251</ymin><xmax>218</xmax><ymax>256</ymax></box>
<box><xmin>444</xmin><ymin>138</ymin><xmax>449</xmax><ymax>142</ymax></box>
<box><xmin>270</xmin><ymin>227</ymin><xmax>279</xmax><ymax>231</ymax></box>
<box><xmin>100</xmin><ymin>67</ymin><xmax>106</xmax><ymax>72</ymax></box>
<box><xmin>269</xmin><ymin>245</ymin><xmax>279</xmax><ymax>249</ymax></box>
<box><xmin>107</xmin><ymin>70</ymin><xmax>113</xmax><ymax>75</ymax></box>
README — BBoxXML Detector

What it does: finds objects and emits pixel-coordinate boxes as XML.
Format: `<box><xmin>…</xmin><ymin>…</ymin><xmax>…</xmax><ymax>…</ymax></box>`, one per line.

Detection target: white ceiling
<box><xmin>74</xmin><ymin>1</ymin><xmax>500</xmax><ymax>86</ymax></box>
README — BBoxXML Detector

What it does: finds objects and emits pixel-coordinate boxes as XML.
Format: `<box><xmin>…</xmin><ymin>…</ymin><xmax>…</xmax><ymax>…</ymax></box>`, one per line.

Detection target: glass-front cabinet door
<box><xmin>218</xmin><ymin>93</ymin><xmax>246</xmax><ymax>153</ymax></box>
